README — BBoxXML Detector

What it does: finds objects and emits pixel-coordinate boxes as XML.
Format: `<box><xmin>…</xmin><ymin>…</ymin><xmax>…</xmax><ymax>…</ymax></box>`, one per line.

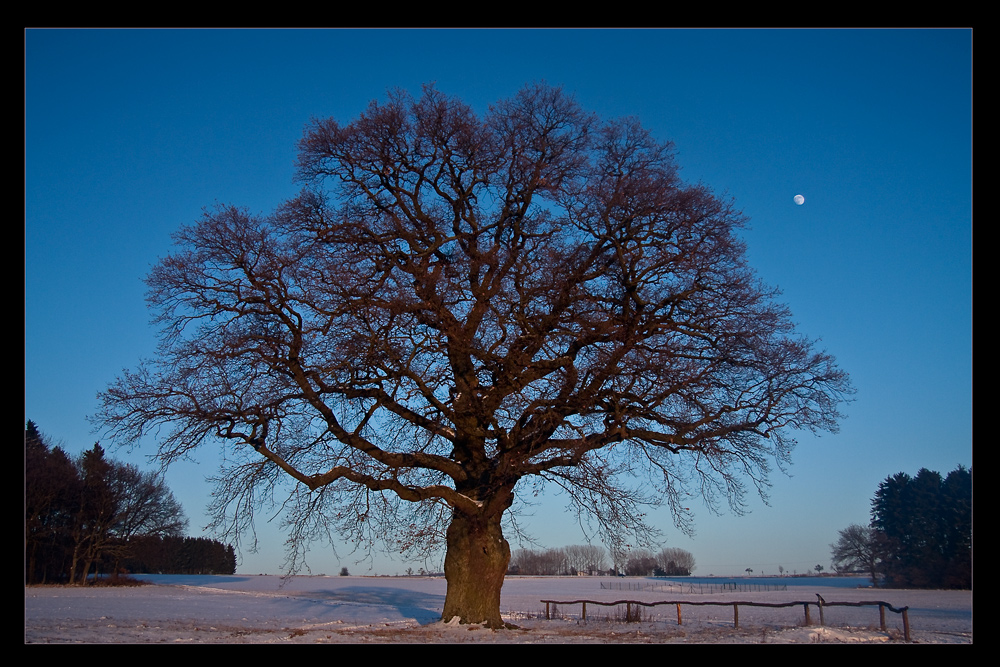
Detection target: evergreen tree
<box><xmin>25</xmin><ymin>421</ymin><xmax>81</xmax><ymax>583</ymax></box>
<box><xmin>69</xmin><ymin>443</ymin><xmax>119</xmax><ymax>583</ymax></box>
<box><xmin>870</xmin><ymin>465</ymin><xmax>971</xmax><ymax>588</ymax></box>
<box><xmin>941</xmin><ymin>466</ymin><xmax>972</xmax><ymax>588</ymax></box>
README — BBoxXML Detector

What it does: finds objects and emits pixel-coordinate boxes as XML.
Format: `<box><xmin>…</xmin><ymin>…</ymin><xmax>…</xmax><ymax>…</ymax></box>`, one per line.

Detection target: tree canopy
<box><xmin>95</xmin><ymin>83</ymin><xmax>852</xmax><ymax>626</ymax></box>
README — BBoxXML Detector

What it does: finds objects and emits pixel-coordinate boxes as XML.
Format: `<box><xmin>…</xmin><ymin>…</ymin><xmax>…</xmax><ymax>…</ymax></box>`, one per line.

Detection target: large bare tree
<box><xmin>96</xmin><ymin>84</ymin><xmax>852</xmax><ymax>627</ymax></box>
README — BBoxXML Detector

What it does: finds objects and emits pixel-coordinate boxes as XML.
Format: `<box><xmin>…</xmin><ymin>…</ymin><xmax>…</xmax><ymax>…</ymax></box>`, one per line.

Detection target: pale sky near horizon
<box><xmin>25</xmin><ymin>28</ymin><xmax>972</xmax><ymax>577</ymax></box>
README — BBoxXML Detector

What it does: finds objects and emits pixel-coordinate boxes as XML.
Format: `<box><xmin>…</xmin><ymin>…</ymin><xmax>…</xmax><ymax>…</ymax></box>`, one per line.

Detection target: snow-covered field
<box><xmin>25</xmin><ymin>574</ymin><xmax>972</xmax><ymax>644</ymax></box>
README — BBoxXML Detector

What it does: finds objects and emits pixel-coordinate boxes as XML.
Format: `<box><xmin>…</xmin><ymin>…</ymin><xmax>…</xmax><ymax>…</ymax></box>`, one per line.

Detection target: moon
<box><xmin>793</xmin><ymin>194</ymin><xmax>805</xmax><ymax>205</ymax></box>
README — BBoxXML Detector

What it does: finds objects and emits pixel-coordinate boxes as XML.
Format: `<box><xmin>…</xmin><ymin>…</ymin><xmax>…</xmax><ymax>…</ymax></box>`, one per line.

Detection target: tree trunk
<box><xmin>68</xmin><ymin>543</ymin><xmax>83</xmax><ymax>585</ymax></box>
<box><xmin>441</xmin><ymin>510</ymin><xmax>512</xmax><ymax>628</ymax></box>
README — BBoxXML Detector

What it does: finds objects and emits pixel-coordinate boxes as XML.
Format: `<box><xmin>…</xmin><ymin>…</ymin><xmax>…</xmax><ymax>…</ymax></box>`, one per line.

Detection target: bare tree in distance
<box><xmin>95</xmin><ymin>83</ymin><xmax>853</xmax><ymax>627</ymax></box>
<box><xmin>656</xmin><ymin>547</ymin><xmax>695</xmax><ymax>576</ymax></box>
<box><xmin>509</xmin><ymin>547</ymin><xmax>567</xmax><ymax>575</ymax></box>
<box><xmin>112</xmin><ymin>464</ymin><xmax>188</xmax><ymax>543</ymax></box>
<box><xmin>830</xmin><ymin>523</ymin><xmax>884</xmax><ymax>586</ymax></box>
<box><xmin>624</xmin><ymin>548</ymin><xmax>658</xmax><ymax>576</ymax></box>
<box><xmin>563</xmin><ymin>544</ymin><xmax>608</xmax><ymax>575</ymax></box>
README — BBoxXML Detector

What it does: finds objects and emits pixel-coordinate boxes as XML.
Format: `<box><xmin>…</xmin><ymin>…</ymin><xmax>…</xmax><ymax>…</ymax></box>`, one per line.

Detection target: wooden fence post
<box><xmin>803</xmin><ymin>602</ymin><xmax>811</xmax><ymax>626</ymax></box>
<box><xmin>879</xmin><ymin>604</ymin><xmax>886</xmax><ymax>631</ymax></box>
<box><xmin>733</xmin><ymin>603</ymin><xmax>739</xmax><ymax>629</ymax></box>
<box><xmin>902</xmin><ymin>608</ymin><xmax>910</xmax><ymax>642</ymax></box>
<box><xmin>582</xmin><ymin>601</ymin><xmax>587</xmax><ymax>621</ymax></box>
<box><xmin>676</xmin><ymin>603</ymin><xmax>682</xmax><ymax>626</ymax></box>
<box><xmin>545</xmin><ymin>601</ymin><xmax>550</xmax><ymax>620</ymax></box>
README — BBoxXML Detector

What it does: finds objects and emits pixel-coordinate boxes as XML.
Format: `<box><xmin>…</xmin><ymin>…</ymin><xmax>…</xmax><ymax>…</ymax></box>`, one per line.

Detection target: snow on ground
<box><xmin>25</xmin><ymin>574</ymin><xmax>972</xmax><ymax>644</ymax></box>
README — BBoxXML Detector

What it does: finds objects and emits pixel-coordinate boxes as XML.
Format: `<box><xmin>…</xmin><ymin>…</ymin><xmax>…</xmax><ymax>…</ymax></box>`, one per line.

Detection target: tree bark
<box><xmin>441</xmin><ymin>510</ymin><xmax>512</xmax><ymax>628</ymax></box>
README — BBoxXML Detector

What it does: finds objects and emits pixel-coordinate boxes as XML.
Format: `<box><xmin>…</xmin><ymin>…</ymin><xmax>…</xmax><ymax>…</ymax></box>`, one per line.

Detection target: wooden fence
<box><xmin>539</xmin><ymin>598</ymin><xmax>911</xmax><ymax>641</ymax></box>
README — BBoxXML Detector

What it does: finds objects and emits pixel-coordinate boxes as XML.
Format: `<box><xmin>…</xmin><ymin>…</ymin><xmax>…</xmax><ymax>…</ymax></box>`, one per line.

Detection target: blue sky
<box><xmin>25</xmin><ymin>28</ymin><xmax>972</xmax><ymax>577</ymax></box>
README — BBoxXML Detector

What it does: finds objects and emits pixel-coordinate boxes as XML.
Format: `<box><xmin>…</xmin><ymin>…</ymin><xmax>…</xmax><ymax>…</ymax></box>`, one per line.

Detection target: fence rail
<box><xmin>540</xmin><ymin>598</ymin><xmax>911</xmax><ymax>641</ymax></box>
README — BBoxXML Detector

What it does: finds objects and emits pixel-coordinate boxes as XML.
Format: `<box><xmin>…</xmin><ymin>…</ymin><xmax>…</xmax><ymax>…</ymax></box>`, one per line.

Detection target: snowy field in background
<box><xmin>25</xmin><ymin>574</ymin><xmax>972</xmax><ymax>644</ymax></box>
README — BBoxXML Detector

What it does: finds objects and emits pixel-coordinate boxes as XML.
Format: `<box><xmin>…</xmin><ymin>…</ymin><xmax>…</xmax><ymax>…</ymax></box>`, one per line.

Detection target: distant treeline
<box><xmin>119</xmin><ymin>535</ymin><xmax>236</xmax><ymax>575</ymax></box>
<box><xmin>25</xmin><ymin>420</ymin><xmax>235</xmax><ymax>584</ymax></box>
<box><xmin>508</xmin><ymin>545</ymin><xmax>695</xmax><ymax>576</ymax></box>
